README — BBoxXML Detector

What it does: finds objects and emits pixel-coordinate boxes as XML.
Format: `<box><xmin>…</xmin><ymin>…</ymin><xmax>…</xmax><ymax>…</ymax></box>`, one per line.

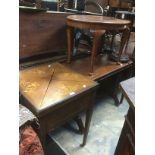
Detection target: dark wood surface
<box><xmin>66</xmin><ymin>15</ymin><xmax>131</xmax><ymax>74</ymax></box>
<box><xmin>115</xmin><ymin>108</ymin><xmax>135</xmax><ymax>155</ymax></box>
<box><xmin>62</xmin><ymin>56</ymin><xmax>133</xmax><ymax>81</ymax></box>
<box><xmin>20</xmin><ymin>62</ymin><xmax>98</xmax><ymax>153</ymax></box>
<box><xmin>115</xmin><ymin>77</ymin><xmax>135</xmax><ymax>155</ymax></box>
<box><xmin>62</xmin><ymin>55</ymin><xmax>134</xmax><ymax>105</ymax></box>
<box><xmin>20</xmin><ymin>52</ymin><xmax>134</xmax><ymax>106</ymax></box>
<box><xmin>20</xmin><ymin>62</ymin><xmax>98</xmax><ymax>115</ymax></box>
<box><xmin>19</xmin><ymin>8</ymin><xmax>72</xmax><ymax>60</ymax></box>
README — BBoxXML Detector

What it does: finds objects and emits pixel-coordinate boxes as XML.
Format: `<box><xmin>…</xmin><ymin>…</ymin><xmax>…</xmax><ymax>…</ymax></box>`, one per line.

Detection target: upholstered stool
<box><xmin>19</xmin><ymin>104</ymin><xmax>44</xmax><ymax>155</ymax></box>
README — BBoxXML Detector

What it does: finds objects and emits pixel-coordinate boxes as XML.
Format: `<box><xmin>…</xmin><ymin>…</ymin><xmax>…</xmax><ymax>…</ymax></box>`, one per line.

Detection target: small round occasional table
<box><xmin>66</xmin><ymin>15</ymin><xmax>131</xmax><ymax>74</ymax></box>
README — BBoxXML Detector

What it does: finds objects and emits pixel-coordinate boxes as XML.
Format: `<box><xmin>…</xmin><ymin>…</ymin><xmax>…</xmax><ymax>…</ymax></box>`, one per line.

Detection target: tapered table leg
<box><xmin>120</xmin><ymin>93</ymin><xmax>124</xmax><ymax>104</ymax></box>
<box><xmin>81</xmin><ymin>107</ymin><xmax>93</xmax><ymax>147</ymax></box>
<box><xmin>67</xmin><ymin>26</ymin><xmax>74</xmax><ymax>63</ymax></box>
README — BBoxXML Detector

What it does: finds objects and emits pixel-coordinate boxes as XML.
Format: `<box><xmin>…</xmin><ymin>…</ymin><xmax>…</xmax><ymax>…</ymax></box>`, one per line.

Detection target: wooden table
<box><xmin>19</xmin><ymin>62</ymin><xmax>98</xmax><ymax>153</ymax></box>
<box><xmin>62</xmin><ymin>55</ymin><xmax>134</xmax><ymax>105</ymax></box>
<box><xmin>66</xmin><ymin>15</ymin><xmax>131</xmax><ymax>74</ymax></box>
<box><xmin>115</xmin><ymin>77</ymin><xmax>135</xmax><ymax>155</ymax></box>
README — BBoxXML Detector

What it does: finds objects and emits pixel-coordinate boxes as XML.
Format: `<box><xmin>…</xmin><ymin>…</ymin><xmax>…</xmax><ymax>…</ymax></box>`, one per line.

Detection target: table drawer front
<box><xmin>40</xmin><ymin>90</ymin><xmax>96</xmax><ymax>133</ymax></box>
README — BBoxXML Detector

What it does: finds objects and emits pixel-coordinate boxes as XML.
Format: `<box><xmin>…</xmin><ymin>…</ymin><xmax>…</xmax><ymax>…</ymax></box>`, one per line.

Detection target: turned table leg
<box><xmin>90</xmin><ymin>30</ymin><xmax>106</xmax><ymax>75</ymax></box>
<box><xmin>67</xmin><ymin>26</ymin><xmax>74</xmax><ymax>63</ymax></box>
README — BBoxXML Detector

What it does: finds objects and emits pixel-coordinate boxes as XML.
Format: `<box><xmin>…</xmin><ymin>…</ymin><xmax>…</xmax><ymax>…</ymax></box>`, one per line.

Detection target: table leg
<box><xmin>74</xmin><ymin>115</ymin><xmax>84</xmax><ymax>134</ymax></box>
<box><xmin>81</xmin><ymin>107</ymin><xmax>93</xmax><ymax>147</ymax></box>
<box><xmin>117</xmin><ymin>27</ymin><xmax>130</xmax><ymax>63</ymax></box>
<box><xmin>120</xmin><ymin>93</ymin><xmax>124</xmax><ymax>104</ymax></box>
<box><xmin>67</xmin><ymin>26</ymin><xmax>74</xmax><ymax>63</ymax></box>
<box><xmin>90</xmin><ymin>30</ymin><xmax>106</xmax><ymax>75</ymax></box>
<box><xmin>112</xmin><ymin>92</ymin><xmax>120</xmax><ymax>106</ymax></box>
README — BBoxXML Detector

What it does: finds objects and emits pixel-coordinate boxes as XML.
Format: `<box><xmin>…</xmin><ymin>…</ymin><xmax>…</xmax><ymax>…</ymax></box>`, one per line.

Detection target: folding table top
<box><xmin>20</xmin><ymin>62</ymin><xmax>98</xmax><ymax>115</ymax></box>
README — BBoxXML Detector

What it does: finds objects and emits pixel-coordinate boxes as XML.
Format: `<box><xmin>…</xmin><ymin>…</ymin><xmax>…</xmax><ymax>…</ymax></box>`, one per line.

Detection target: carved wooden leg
<box><xmin>90</xmin><ymin>30</ymin><xmax>106</xmax><ymax>75</ymax></box>
<box><xmin>117</xmin><ymin>27</ymin><xmax>130</xmax><ymax>63</ymax></box>
<box><xmin>67</xmin><ymin>26</ymin><xmax>74</xmax><ymax>63</ymax></box>
<box><xmin>81</xmin><ymin>108</ymin><xmax>93</xmax><ymax>147</ymax></box>
<box><xmin>74</xmin><ymin>115</ymin><xmax>84</xmax><ymax>134</ymax></box>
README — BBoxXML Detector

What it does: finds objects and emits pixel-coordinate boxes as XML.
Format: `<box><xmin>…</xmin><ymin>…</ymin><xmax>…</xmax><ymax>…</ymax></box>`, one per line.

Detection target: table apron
<box><xmin>39</xmin><ymin>90</ymin><xmax>96</xmax><ymax>134</ymax></box>
<box><xmin>67</xmin><ymin>20</ymin><xmax>131</xmax><ymax>31</ymax></box>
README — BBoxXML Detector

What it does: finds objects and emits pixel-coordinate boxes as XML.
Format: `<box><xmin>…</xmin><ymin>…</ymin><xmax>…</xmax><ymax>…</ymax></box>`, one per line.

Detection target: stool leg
<box><xmin>90</xmin><ymin>30</ymin><xmax>106</xmax><ymax>75</ymax></box>
<box><xmin>81</xmin><ymin>107</ymin><xmax>93</xmax><ymax>147</ymax></box>
<box><xmin>67</xmin><ymin>26</ymin><xmax>74</xmax><ymax>63</ymax></box>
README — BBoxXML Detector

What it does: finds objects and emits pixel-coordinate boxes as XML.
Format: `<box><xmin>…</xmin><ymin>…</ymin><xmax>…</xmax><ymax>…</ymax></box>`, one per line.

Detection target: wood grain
<box><xmin>20</xmin><ymin>9</ymin><xmax>72</xmax><ymax>59</ymax></box>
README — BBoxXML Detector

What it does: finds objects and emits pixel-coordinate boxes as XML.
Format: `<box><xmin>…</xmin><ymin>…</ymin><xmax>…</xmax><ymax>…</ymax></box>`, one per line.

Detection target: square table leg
<box><xmin>81</xmin><ymin>107</ymin><xmax>93</xmax><ymax>147</ymax></box>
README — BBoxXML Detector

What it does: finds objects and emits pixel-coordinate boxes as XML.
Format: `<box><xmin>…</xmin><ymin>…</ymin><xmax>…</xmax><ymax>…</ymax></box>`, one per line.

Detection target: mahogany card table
<box><xmin>19</xmin><ymin>62</ymin><xmax>98</xmax><ymax>152</ymax></box>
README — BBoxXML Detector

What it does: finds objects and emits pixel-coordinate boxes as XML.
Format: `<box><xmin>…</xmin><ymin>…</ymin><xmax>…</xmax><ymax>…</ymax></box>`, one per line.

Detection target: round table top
<box><xmin>67</xmin><ymin>15</ymin><xmax>131</xmax><ymax>25</ymax></box>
